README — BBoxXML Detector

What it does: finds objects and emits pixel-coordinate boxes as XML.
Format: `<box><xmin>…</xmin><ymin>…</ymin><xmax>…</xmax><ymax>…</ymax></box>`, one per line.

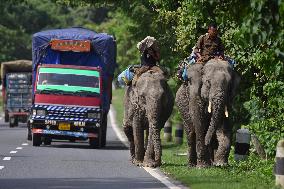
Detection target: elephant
<box><xmin>123</xmin><ymin>70</ymin><xmax>174</xmax><ymax>168</ymax></box>
<box><xmin>201</xmin><ymin>59</ymin><xmax>240</xmax><ymax>166</ymax></box>
<box><xmin>175</xmin><ymin>63</ymin><xmax>211</xmax><ymax>168</ymax></box>
<box><xmin>175</xmin><ymin>59</ymin><xmax>240</xmax><ymax>167</ymax></box>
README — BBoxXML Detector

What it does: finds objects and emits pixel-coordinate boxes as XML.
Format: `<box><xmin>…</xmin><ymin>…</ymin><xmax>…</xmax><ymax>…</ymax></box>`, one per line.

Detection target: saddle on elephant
<box><xmin>132</xmin><ymin>65</ymin><xmax>166</xmax><ymax>86</ymax></box>
<box><xmin>117</xmin><ymin>65</ymin><xmax>167</xmax><ymax>86</ymax></box>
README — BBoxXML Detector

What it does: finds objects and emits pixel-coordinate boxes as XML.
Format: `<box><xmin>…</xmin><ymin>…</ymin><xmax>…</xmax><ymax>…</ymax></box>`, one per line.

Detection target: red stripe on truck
<box><xmin>34</xmin><ymin>94</ymin><xmax>101</xmax><ymax>106</ymax></box>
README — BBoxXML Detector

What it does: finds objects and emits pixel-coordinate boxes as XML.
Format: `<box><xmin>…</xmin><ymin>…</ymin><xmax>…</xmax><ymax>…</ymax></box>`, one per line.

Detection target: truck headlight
<box><xmin>87</xmin><ymin>112</ymin><xmax>100</xmax><ymax>119</ymax></box>
<box><xmin>36</xmin><ymin>109</ymin><xmax>46</xmax><ymax>116</ymax></box>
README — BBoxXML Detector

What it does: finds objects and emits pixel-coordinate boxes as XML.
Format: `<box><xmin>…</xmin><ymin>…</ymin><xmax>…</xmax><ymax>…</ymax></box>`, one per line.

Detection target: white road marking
<box><xmin>22</xmin><ymin>143</ymin><xmax>28</xmax><ymax>146</ymax></box>
<box><xmin>3</xmin><ymin>157</ymin><xmax>11</xmax><ymax>161</ymax></box>
<box><xmin>109</xmin><ymin>106</ymin><xmax>128</xmax><ymax>147</ymax></box>
<box><xmin>0</xmin><ymin>166</ymin><xmax>4</xmax><ymax>170</ymax></box>
<box><xmin>10</xmin><ymin>151</ymin><xmax>17</xmax><ymax>154</ymax></box>
<box><xmin>16</xmin><ymin>147</ymin><xmax>23</xmax><ymax>150</ymax></box>
<box><xmin>109</xmin><ymin>105</ymin><xmax>185</xmax><ymax>189</ymax></box>
<box><xmin>144</xmin><ymin>167</ymin><xmax>184</xmax><ymax>189</ymax></box>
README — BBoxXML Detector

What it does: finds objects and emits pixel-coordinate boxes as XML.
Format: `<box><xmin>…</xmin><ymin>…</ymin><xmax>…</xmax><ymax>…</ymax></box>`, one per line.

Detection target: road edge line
<box><xmin>109</xmin><ymin>105</ymin><xmax>187</xmax><ymax>189</ymax></box>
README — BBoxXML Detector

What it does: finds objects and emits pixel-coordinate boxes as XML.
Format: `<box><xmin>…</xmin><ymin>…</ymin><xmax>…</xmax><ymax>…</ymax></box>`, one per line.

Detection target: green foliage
<box><xmin>0</xmin><ymin>0</ymin><xmax>106</xmax><ymax>62</ymax></box>
<box><xmin>153</xmin><ymin>0</ymin><xmax>284</xmax><ymax>157</ymax></box>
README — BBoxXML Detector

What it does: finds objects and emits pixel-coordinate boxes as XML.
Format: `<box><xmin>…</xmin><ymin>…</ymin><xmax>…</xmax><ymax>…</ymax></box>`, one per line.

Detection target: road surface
<box><xmin>0</xmin><ymin>116</ymin><xmax>171</xmax><ymax>189</ymax></box>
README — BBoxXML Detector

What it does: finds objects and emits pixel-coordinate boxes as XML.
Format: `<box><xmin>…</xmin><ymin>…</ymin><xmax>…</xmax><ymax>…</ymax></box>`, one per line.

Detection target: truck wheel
<box><xmin>89</xmin><ymin>127</ymin><xmax>101</xmax><ymax>149</ymax></box>
<box><xmin>21</xmin><ymin>116</ymin><xmax>28</xmax><ymax>123</ymax></box>
<box><xmin>89</xmin><ymin>137</ymin><xmax>100</xmax><ymax>149</ymax></box>
<box><xmin>4</xmin><ymin>111</ymin><xmax>9</xmax><ymax>122</ymax></box>
<box><xmin>101</xmin><ymin>114</ymin><xmax>107</xmax><ymax>147</ymax></box>
<box><xmin>43</xmin><ymin>137</ymin><xmax>52</xmax><ymax>145</ymax></box>
<box><xmin>14</xmin><ymin>116</ymin><xmax>19</xmax><ymax>127</ymax></box>
<box><xmin>27</xmin><ymin>122</ymin><xmax>32</xmax><ymax>141</ymax></box>
<box><xmin>9</xmin><ymin>116</ymin><xmax>16</xmax><ymax>127</ymax></box>
<box><xmin>32</xmin><ymin>133</ymin><xmax>41</xmax><ymax>146</ymax></box>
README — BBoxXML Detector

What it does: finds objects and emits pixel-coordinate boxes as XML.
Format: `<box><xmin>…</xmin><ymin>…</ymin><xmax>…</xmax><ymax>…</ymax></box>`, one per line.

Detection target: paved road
<box><xmin>0</xmin><ymin>118</ymin><xmax>168</xmax><ymax>189</ymax></box>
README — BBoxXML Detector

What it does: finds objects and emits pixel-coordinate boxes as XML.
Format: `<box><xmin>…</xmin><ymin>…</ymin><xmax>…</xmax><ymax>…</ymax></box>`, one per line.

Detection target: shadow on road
<box><xmin>42</xmin><ymin>140</ymin><xmax>128</xmax><ymax>150</ymax></box>
<box><xmin>0</xmin><ymin>177</ymin><xmax>163</xmax><ymax>189</ymax></box>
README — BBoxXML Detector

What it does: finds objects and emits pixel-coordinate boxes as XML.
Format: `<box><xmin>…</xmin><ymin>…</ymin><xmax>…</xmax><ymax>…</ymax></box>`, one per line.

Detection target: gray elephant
<box><xmin>201</xmin><ymin>59</ymin><xmax>240</xmax><ymax>166</ymax></box>
<box><xmin>175</xmin><ymin>63</ymin><xmax>211</xmax><ymax>168</ymax></box>
<box><xmin>123</xmin><ymin>71</ymin><xmax>174</xmax><ymax>168</ymax></box>
<box><xmin>176</xmin><ymin>60</ymin><xmax>240</xmax><ymax>167</ymax></box>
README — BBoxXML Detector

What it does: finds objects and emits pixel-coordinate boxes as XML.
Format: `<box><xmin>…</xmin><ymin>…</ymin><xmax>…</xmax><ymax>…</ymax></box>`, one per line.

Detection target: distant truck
<box><xmin>28</xmin><ymin>28</ymin><xmax>117</xmax><ymax>148</ymax></box>
<box><xmin>1</xmin><ymin>60</ymin><xmax>32</xmax><ymax>127</ymax></box>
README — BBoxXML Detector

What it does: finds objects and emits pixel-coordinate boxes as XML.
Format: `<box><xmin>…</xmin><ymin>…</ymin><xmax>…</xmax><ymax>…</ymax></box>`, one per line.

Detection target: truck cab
<box><xmin>29</xmin><ymin>28</ymin><xmax>116</xmax><ymax>148</ymax></box>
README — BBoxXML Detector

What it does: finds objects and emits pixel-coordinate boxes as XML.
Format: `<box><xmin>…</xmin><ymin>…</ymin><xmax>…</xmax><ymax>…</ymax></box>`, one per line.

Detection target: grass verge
<box><xmin>112</xmin><ymin>88</ymin><xmax>276</xmax><ymax>189</ymax></box>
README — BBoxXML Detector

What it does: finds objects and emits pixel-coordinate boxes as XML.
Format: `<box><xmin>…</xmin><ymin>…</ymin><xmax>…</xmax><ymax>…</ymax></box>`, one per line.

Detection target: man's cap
<box><xmin>137</xmin><ymin>36</ymin><xmax>158</xmax><ymax>53</ymax></box>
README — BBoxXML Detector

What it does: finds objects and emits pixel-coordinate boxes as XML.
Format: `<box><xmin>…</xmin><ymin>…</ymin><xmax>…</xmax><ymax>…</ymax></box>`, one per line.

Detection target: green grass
<box><xmin>160</xmin><ymin>137</ymin><xmax>276</xmax><ymax>189</ymax></box>
<box><xmin>112</xmin><ymin>88</ymin><xmax>276</xmax><ymax>189</ymax></box>
<box><xmin>111</xmin><ymin>88</ymin><xmax>125</xmax><ymax>126</ymax></box>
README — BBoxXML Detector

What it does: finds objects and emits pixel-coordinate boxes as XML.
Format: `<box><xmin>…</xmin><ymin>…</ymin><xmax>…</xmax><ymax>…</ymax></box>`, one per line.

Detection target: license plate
<box><xmin>58</xmin><ymin>123</ymin><xmax>70</xmax><ymax>130</ymax></box>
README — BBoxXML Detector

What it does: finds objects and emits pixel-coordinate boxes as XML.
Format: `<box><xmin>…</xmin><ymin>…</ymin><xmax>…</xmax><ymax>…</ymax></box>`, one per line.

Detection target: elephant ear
<box><xmin>228</xmin><ymin>70</ymin><xmax>241</xmax><ymax>103</ymax></box>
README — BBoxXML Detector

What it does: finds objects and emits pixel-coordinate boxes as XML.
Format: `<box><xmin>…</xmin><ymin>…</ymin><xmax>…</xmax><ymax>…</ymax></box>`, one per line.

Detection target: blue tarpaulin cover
<box><xmin>32</xmin><ymin>27</ymin><xmax>117</xmax><ymax>113</ymax></box>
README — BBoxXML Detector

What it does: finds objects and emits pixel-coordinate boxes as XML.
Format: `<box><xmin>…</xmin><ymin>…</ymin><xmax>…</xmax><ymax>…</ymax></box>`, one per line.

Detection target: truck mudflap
<box><xmin>32</xmin><ymin>129</ymin><xmax>97</xmax><ymax>138</ymax></box>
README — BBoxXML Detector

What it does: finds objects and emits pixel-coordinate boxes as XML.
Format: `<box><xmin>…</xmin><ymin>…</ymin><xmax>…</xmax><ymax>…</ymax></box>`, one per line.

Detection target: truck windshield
<box><xmin>36</xmin><ymin>67</ymin><xmax>100</xmax><ymax>95</ymax></box>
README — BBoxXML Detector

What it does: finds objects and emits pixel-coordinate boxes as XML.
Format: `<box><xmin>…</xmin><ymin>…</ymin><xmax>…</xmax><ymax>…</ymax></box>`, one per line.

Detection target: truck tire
<box><xmin>21</xmin><ymin>116</ymin><xmax>28</xmax><ymax>123</ymax></box>
<box><xmin>4</xmin><ymin>111</ymin><xmax>9</xmax><ymax>123</ymax></box>
<box><xmin>43</xmin><ymin>137</ymin><xmax>52</xmax><ymax>145</ymax></box>
<box><xmin>9</xmin><ymin>116</ymin><xmax>18</xmax><ymax>127</ymax></box>
<box><xmin>32</xmin><ymin>133</ymin><xmax>41</xmax><ymax>146</ymax></box>
<box><xmin>89</xmin><ymin>137</ymin><xmax>100</xmax><ymax>149</ymax></box>
<box><xmin>101</xmin><ymin>114</ymin><xmax>107</xmax><ymax>147</ymax></box>
<box><xmin>27</xmin><ymin>122</ymin><xmax>32</xmax><ymax>141</ymax></box>
<box><xmin>89</xmin><ymin>128</ymin><xmax>102</xmax><ymax>149</ymax></box>
<box><xmin>14</xmin><ymin>117</ymin><xmax>19</xmax><ymax>127</ymax></box>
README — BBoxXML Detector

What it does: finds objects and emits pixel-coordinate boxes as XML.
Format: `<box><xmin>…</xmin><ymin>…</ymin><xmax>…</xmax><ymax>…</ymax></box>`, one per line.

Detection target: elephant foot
<box><xmin>132</xmin><ymin>159</ymin><xmax>144</xmax><ymax>166</ymax></box>
<box><xmin>187</xmin><ymin>163</ymin><xmax>196</xmax><ymax>168</ymax></box>
<box><xmin>213</xmin><ymin>161</ymin><xmax>228</xmax><ymax>167</ymax></box>
<box><xmin>143</xmin><ymin>158</ymin><xmax>161</xmax><ymax>168</ymax></box>
<box><xmin>196</xmin><ymin>161</ymin><xmax>211</xmax><ymax>169</ymax></box>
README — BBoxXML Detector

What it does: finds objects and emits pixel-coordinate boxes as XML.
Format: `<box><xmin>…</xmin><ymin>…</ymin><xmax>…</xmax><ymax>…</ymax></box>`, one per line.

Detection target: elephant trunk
<box><xmin>205</xmin><ymin>98</ymin><xmax>225</xmax><ymax>145</ymax></box>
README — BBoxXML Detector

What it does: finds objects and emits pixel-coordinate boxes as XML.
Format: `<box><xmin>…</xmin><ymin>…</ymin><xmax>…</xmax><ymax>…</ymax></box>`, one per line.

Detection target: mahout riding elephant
<box><xmin>201</xmin><ymin>59</ymin><xmax>240</xmax><ymax>166</ymax></box>
<box><xmin>175</xmin><ymin>63</ymin><xmax>211</xmax><ymax>168</ymax></box>
<box><xmin>123</xmin><ymin>71</ymin><xmax>174</xmax><ymax>168</ymax></box>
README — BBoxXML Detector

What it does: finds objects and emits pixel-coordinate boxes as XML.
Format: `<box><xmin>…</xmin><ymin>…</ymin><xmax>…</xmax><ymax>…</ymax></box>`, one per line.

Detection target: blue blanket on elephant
<box><xmin>177</xmin><ymin>56</ymin><xmax>236</xmax><ymax>82</ymax></box>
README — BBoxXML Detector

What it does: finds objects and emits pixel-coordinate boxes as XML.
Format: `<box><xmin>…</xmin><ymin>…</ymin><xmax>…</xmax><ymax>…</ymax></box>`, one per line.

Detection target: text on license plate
<box><xmin>58</xmin><ymin>123</ymin><xmax>70</xmax><ymax>130</ymax></box>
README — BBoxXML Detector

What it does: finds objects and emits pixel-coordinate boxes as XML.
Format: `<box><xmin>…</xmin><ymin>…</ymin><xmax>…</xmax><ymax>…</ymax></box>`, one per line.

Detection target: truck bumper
<box><xmin>30</xmin><ymin>118</ymin><xmax>100</xmax><ymax>139</ymax></box>
<box><xmin>32</xmin><ymin>128</ymin><xmax>97</xmax><ymax>139</ymax></box>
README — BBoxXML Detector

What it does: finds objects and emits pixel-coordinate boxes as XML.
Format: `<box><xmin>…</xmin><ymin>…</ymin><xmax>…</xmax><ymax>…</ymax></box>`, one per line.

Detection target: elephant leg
<box><xmin>195</xmin><ymin>128</ymin><xmax>210</xmax><ymax>168</ymax></box>
<box><xmin>133</xmin><ymin>115</ymin><xmax>145</xmax><ymax>166</ymax></box>
<box><xmin>214</xmin><ymin>118</ymin><xmax>231</xmax><ymax>166</ymax></box>
<box><xmin>123</xmin><ymin>126</ymin><xmax>135</xmax><ymax>162</ymax></box>
<box><xmin>190</xmin><ymin>100</ymin><xmax>210</xmax><ymax>168</ymax></box>
<box><xmin>144</xmin><ymin>125</ymin><xmax>161</xmax><ymax>168</ymax></box>
<box><xmin>144</xmin><ymin>129</ymin><xmax>155</xmax><ymax>166</ymax></box>
<box><xmin>184</xmin><ymin>123</ymin><xmax>196</xmax><ymax>167</ymax></box>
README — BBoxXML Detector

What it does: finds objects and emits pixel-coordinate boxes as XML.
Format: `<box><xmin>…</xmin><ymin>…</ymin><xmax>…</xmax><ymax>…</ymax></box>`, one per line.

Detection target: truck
<box><xmin>28</xmin><ymin>27</ymin><xmax>117</xmax><ymax>148</ymax></box>
<box><xmin>1</xmin><ymin>60</ymin><xmax>32</xmax><ymax>128</ymax></box>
